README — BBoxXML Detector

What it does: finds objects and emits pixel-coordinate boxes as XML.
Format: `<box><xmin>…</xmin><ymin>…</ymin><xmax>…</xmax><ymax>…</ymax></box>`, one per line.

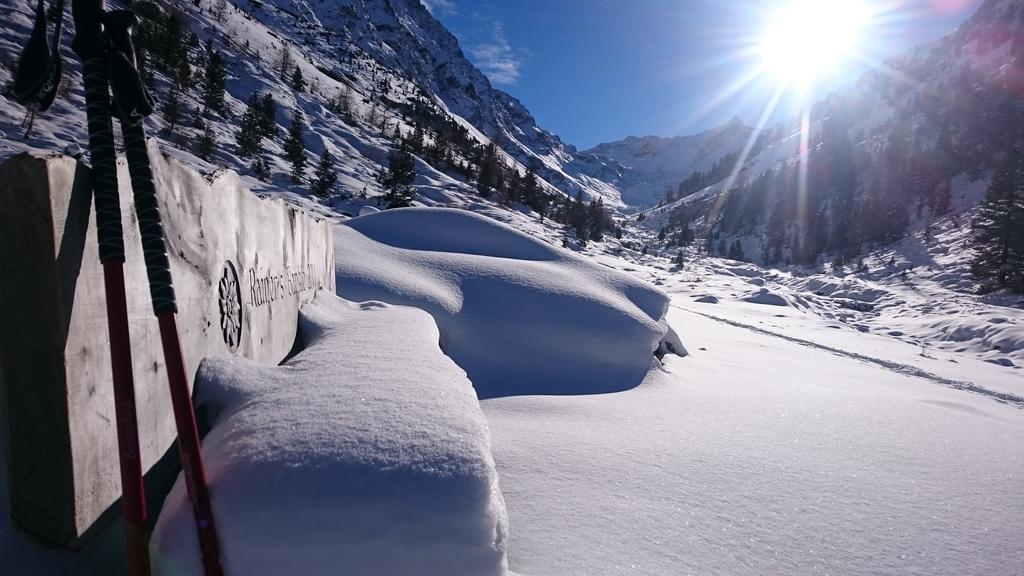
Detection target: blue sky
<box><xmin>425</xmin><ymin>0</ymin><xmax>985</xmax><ymax>149</ymax></box>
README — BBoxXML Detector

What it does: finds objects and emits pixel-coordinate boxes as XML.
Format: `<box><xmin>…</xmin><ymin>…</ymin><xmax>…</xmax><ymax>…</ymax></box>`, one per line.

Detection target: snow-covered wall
<box><xmin>0</xmin><ymin>143</ymin><xmax>334</xmax><ymax>547</ymax></box>
<box><xmin>152</xmin><ymin>293</ymin><xmax>509</xmax><ymax>575</ymax></box>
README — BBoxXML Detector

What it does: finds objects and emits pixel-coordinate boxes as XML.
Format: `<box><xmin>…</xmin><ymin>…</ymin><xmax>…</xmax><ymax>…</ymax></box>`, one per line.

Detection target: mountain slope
<box><xmin>628</xmin><ymin>0</ymin><xmax>1024</xmax><ymax>273</ymax></box>
<box><xmin>254</xmin><ymin>0</ymin><xmax>617</xmax><ymax>202</ymax></box>
<box><xmin>575</xmin><ymin>116</ymin><xmax>752</xmax><ymax>208</ymax></box>
<box><xmin>0</xmin><ymin>0</ymin><xmax>628</xmax><ymax>231</ymax></box>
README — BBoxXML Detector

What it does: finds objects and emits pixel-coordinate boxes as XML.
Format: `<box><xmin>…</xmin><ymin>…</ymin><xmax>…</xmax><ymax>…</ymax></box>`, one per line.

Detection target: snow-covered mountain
<box><xmin>252</xmin><ymin>0</ymin><xmax>618</xmax><ymax>202</ymax></box>
<box><xmin>0</xmin><ymin>0</ymin><xmax>627</xmax><ymax>224</ymax></box>
<box><xmin>1</xmin><ymin>0</ymin><xmax>1020</xmax><ymax>264</ymax></box>
<box><xmin>573</xmin><ymin>116</ymin><xmax>752</xmax><ymax>208</ymax></box>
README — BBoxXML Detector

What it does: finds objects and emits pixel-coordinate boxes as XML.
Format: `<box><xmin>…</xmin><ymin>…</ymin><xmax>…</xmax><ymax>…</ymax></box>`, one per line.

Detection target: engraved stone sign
<box><xmin>0</xmin><ymin>141</ymin><xmax>335</xmax><ymax>548</ymax></box>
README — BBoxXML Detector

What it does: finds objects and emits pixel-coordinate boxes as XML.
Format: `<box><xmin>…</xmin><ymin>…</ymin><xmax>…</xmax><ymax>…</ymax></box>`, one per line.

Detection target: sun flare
<box><xmin>760</xmin><ymin>0</ymin><xmax>869</xmax><ymax>87</ymax></box>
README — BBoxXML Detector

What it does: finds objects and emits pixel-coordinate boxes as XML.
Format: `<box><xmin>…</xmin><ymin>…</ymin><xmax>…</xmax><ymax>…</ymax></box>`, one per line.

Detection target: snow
<box><xmin>1</xmin><ymin>0</ymin><xmax>1022</xmax><ymax>573</ymax></box>
<box><xmin>0</xmin><ymin>436</ymin><xmax>125</xmax><ymax>575</ymax></box>
<box><xmin>742</xmin><ymin>288</ymin><xmax>789</xmax><ymax>306</ymax></box>
<box><xmin>334</xmin><ymin>207</ymin><xmax>679</xmax><ymax>398</ymax></box>
<box><xmin>578</xmin><ymin>117</ymin><xmax>752</xmax><ymax>208</ymax></box>
<box><xmin>150</xmin><ymin>292</ymin><xmax>508</xmax><ymax>575</ymax></box>
<box><xmin>0</xmin><ymin>0</ymin><xmax>618</xmax><ymax>226</ymax></box>
<box><xmin>485</xmin><ymin>303</ymin><xmax>1024</xmax><ymax>576</ymax></box>
<box><xmin>603</xmin><ymin>201</ymin><xmax>1024</xmax><ymax>401</ymax></box>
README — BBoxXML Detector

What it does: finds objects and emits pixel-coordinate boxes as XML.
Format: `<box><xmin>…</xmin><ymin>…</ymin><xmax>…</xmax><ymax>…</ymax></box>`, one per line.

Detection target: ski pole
<box><xmin>66</xmin><ymin>1</ymin><xmax>151</xmax><ymax>574</ymax></box>
<box><xmin>103</xmin><ymin>8</ymin><xmax>225</xmax><ymax>575</ymax></box>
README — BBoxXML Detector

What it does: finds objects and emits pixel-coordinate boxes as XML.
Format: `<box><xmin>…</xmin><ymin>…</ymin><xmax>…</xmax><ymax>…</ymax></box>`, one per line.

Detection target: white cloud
<box><xmin>422</xmin><ymin>0</ymin><xmax>457</xmax><ymax>16</ymax></box>
<box><xmin>469</xmin><ymin>22</ymin><xmax>522</xmax><ymax>85</ymax></box>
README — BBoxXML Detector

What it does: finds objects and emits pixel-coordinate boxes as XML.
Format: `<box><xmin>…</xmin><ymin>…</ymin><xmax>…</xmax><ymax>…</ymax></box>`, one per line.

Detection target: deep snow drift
<box><xmin>334</xmin><ymin>207</ymin><xmax>683</xmax><ymax>398</ymax></box>
<box><xmin>151</xmin><ymin>293</ymin><xmax>508</xmax><ymax>575</ymax></box>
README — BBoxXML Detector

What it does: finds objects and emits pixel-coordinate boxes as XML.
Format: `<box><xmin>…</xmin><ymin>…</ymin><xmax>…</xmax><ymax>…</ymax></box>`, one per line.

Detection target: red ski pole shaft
<box><xmin>103</xmin><ymin>262</ymin><xmax>151</xmax><ymax>576</ymax></box>
<box><xmin>158</xmin><ymin>314</ymin><xmax>223</xmax><ymax>576</ymax></box>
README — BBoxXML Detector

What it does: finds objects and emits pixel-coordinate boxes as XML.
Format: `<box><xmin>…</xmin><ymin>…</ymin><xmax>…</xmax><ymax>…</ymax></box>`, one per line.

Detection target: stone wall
<box><xmin>0</xmin><ymin>141</ymin><xmax>335</xmax><ymax>548</ymax></box>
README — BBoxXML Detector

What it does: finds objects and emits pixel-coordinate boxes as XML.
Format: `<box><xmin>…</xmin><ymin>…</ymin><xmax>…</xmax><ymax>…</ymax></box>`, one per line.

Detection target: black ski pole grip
<box><xmin>122</xmin><ymin>122</ymin><xmax>177</xmax><ymax>315</ymax></box>
<box><xmin>73</xmin><ymin>0</ymin><xmax>125</xmax><ymax>263</ymax></box>
<box><xmin>81</xmin><ymin>58</ymin><xmax>125</xmax><ymax>263</ymax></box>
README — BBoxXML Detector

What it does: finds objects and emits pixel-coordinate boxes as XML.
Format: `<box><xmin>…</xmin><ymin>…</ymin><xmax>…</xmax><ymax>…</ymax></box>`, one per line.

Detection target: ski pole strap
<box><xmin>122</xmin><ymin>121</ymin><xmax>177</xmax><ymax>315</ymax></box>
<box><xmin>12</xmin><ymin>0</ymin><xmax>65</xmax><ymax>111</ymax></box>
<box><xmin>105</xmin><ymin>10</ymin><xmax>155</xmax><ymax>126</ymax></box>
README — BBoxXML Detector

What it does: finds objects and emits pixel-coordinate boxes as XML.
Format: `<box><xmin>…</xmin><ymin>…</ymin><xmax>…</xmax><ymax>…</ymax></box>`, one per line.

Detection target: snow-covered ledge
<box><xmin>152</xmin><ymin>292</ymin><xmax>508</xmax><ymax>575</ymax></box>
<box><xmin>0</xmin><ymin>143</ymin><xmax>333</xmax><ymax>548</ymax></box>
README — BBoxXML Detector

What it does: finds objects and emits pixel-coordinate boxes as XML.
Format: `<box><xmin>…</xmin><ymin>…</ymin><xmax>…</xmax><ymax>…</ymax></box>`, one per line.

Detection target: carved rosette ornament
<box><xmin>218</xmin><ymin>261</ymin><xmax>242</xmax><ymax>351</ymax></box>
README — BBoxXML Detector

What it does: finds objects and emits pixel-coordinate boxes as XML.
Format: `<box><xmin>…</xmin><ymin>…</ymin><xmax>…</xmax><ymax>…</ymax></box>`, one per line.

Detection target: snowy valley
<box><xmin>1</xmin><ymin>0</ymin><xmax>1023</xmax><ymax>574</ymax></box>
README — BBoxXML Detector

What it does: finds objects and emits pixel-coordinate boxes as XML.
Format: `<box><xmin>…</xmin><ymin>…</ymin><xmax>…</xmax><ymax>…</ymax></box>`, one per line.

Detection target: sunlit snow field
<box><xmin>486</xmin><ymin>303</ymin><xmax>1024</xmax><ymax>575</ymax></box>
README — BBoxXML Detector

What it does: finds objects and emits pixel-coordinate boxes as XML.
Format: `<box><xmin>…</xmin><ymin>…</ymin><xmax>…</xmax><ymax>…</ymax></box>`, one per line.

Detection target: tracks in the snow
<box><xmin>671</xmin><ymin>304</ymin><xmax>1024</xmax><ymax>409</ymax></box>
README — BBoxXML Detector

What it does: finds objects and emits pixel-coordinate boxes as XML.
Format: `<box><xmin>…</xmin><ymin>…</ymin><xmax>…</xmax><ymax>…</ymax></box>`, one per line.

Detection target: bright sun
<box><xmin>761</xmin><ymin>0</ymin><xmax>869</xmax><ymax>87</ymax></box>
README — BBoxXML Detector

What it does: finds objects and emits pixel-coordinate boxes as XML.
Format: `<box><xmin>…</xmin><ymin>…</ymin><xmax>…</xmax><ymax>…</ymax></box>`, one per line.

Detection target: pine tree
<box><xmin>728</xmin><ymin>240</ymin><xmax>745</xmax><ymax>261</ymax></box>
<box><xmin>196</xmin><ymin>119</ymin><xmax>215</xmax><ymax>161</ymax></box>
<box><xmin>368</xmin><ymin>100</ymin><xmax>380</xmax><ymax>127</ymax></box>
<box><xmin>259</xmin><ymin>94</ymin><xmax>277</xmax><ymax>139</ymax></box>
<box><xmin>521</xmin><ymin>170</ymin><xmax>550</xmax><ymax>216</ymax></box>
<box><xmin>137</xmin><ymin>8</ymin><xmax>191</xmax><ymax>85</ymax></box>
<box><xmin>494</xmin><ymin>157</ymin><xmax>507</xmax><ymax>197</ymax></box>
<box><xmin>342</xmin><ymin>84</ymin><xmax>354</xmax><ymax>124</ymax></box>
<box><xmin>680</xmin><ymin>225</ymin><xmax>694</xmax><ymax>246</ymax></box>
<box><xmin>276</xmin><ymin>45</ymin><xmax>293</xmax><ymax>81</ymax></box>
<box><xmin>971</xmin><ymin>147</ymin><xmax>1024</xmax><ymax>292</ymax></box>
<box><xmin>291</xmin><ymin>66</ymin><xmax>306</xmax><ymax>92</ymax></box>
<box><xmin>202</xmin><ymin>49</ymin><xmax>227</xmax><ymax>116</ymax></box>
<box><xmin>251</xmin><ymin>155</ymin><xmax>271</xmax><ymax>182</ymax></box>
<box><xmin>429</xmin><ymin>129</ymin><xmax>450</xmax><ymax>166</ymax></box>
<box><xmin>237</xmin><ymin>93</ymin><xmax>265</xmax><ymax>158</ymax></box>
<box><xmin>408</xmin><ymin>123</ymin><xmax>425</xmax><ymax>153</ymax></box>
<box><xmin>476</xmin><ymin>143</ymin><xmax>498</xmax><ymax>197</ymax></box>
<box><xmin>378</xmin><ymin>147</ymin><xmax>416</xmax><ymax>208</ymax></box>
<box><xmin>587</xmin><ymin>198</ymin><xmax>611</xmax><ymax>241</ymax></box>
<box><xmin>162</xmin><ymin>83</ymin><xmax>183</xmax><ymax>137</ymax></box>
<box><xmin>311</xmin><ymin>149</ymin><xmax>338</xmax><ymax>198</ymax></box>
<box><xmin>283</xmin><ymin>110</ymin><xmax>307</xmax><ymax>183</ymax></box>
<box><xmin>506</xmin><ymin>170</ymin><xmax>523</xmax><ymax>204</ymax></box>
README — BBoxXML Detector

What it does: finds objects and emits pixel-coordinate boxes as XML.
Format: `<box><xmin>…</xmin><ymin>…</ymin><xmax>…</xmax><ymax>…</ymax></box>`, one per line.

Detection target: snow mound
<box><xmin>334</xmin><ymin>207</ymin><xmax>676</xmax><ymax>398</ymax></box>
<box><xmin>151</xmin><ymin>292</ymin><xmax>508</xmax><ymax>575</ymax></box>
<box><xmin>345</xmin><ymin>208</ymin><xmax>561</xmax><ymax>261</ymax></box>
<box><xmin>695</xmin><ymin>295</ymin><xmax>720</xmax><ymax>304</ymax></box>
<box><xmin>742</xmin><ymin>288</ymin><xmax>789</xmax><ymax>307</ymax></box>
